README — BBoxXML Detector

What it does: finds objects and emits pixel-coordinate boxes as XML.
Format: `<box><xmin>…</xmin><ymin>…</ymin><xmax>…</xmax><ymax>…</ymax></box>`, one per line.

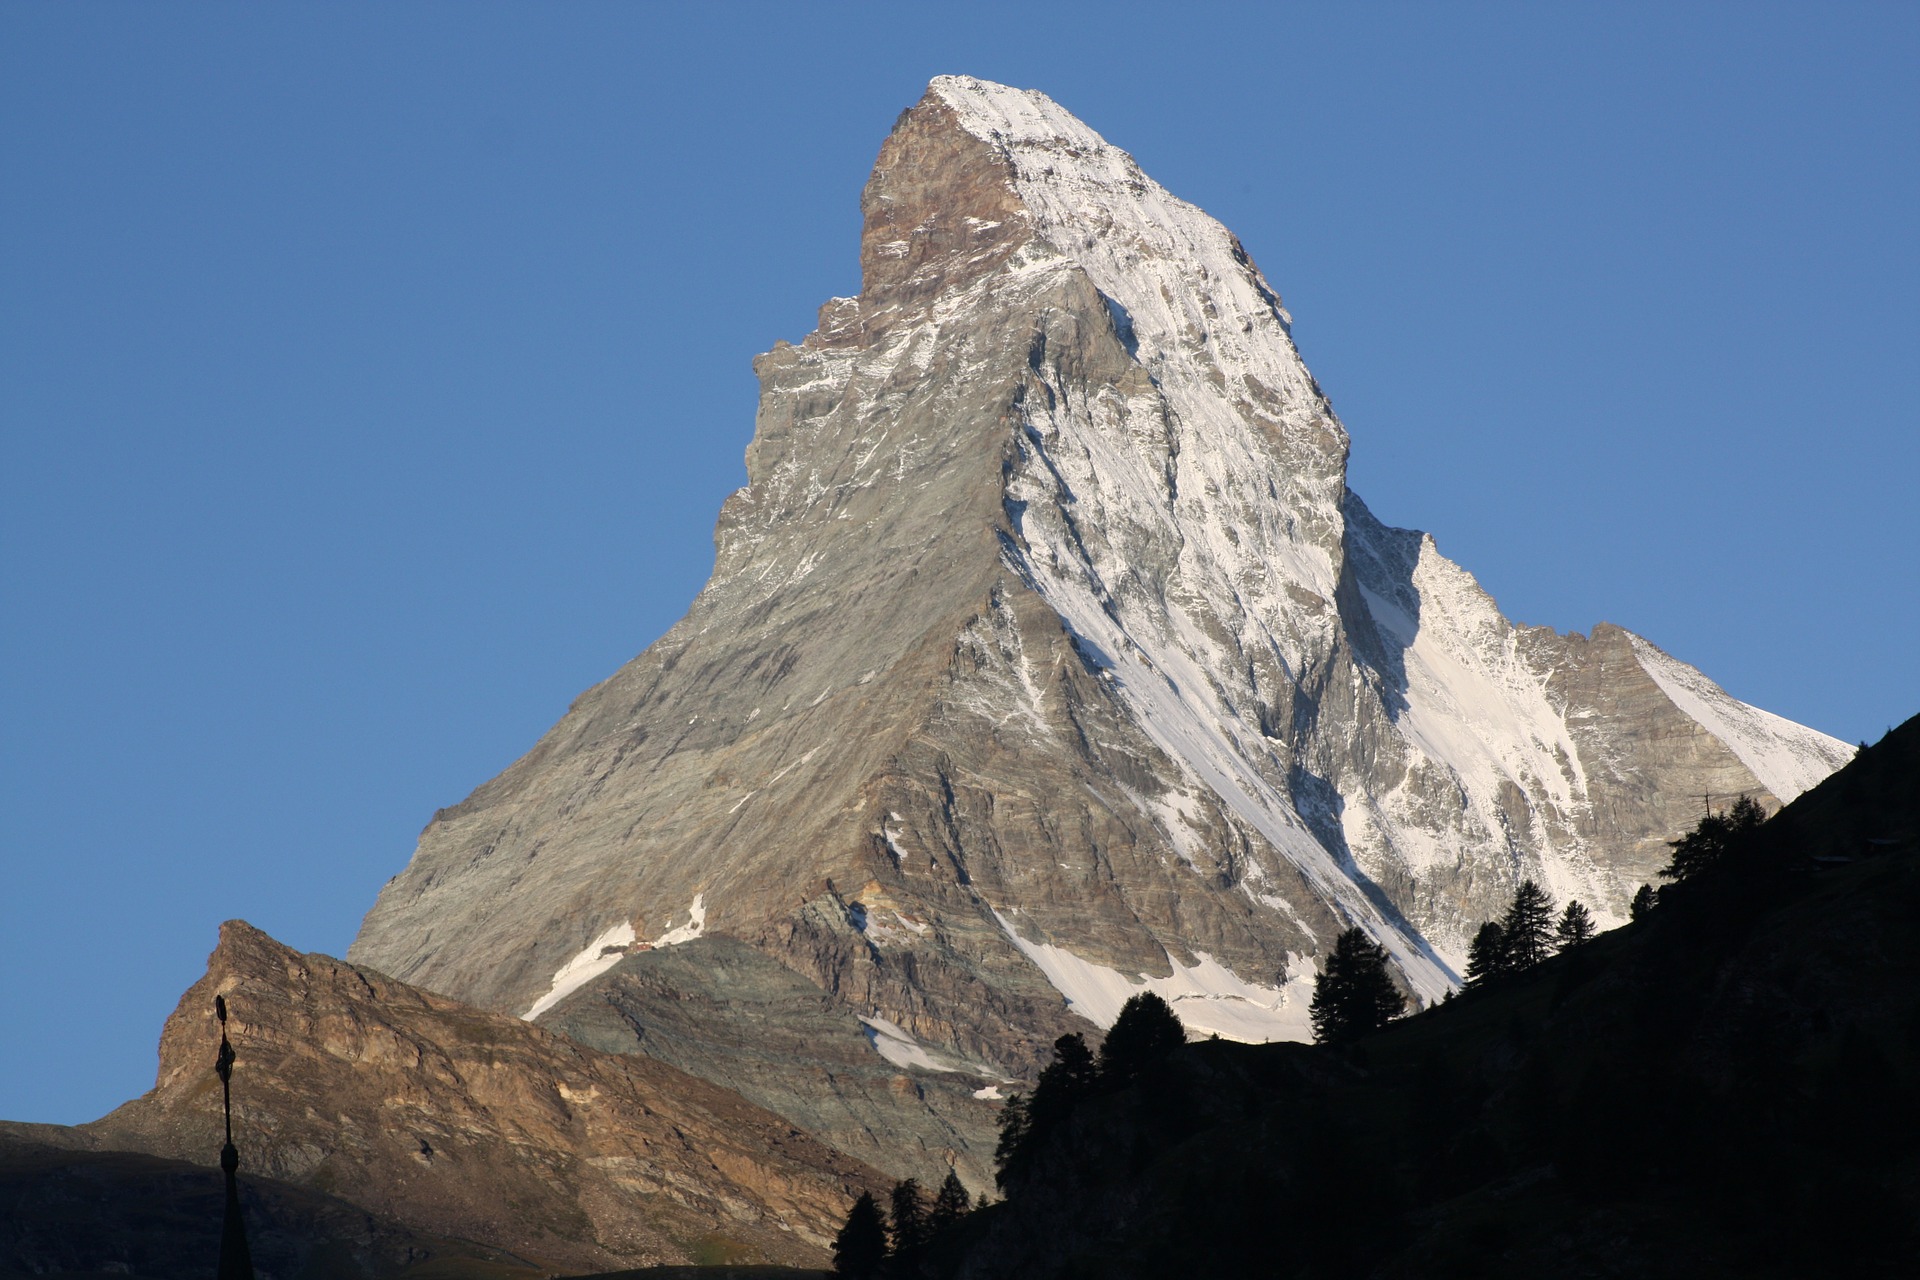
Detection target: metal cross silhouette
<box><xmin>214</xmin><ymin>994</ymin><xmax>254</xmax><ymax>1280</ymax></box>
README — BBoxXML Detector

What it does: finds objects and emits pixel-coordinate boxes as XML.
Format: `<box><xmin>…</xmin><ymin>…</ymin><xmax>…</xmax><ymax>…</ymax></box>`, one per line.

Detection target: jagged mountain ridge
<box><xmin>350</xmin><ymin>77</ymin><xmax>1849</xmax><ymax>1177</ymax></box>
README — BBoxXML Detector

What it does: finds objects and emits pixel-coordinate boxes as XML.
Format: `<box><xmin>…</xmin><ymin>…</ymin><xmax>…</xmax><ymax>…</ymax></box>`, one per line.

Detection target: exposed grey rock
<box><xmin>541</xmin><ymin>936</ymin><xmax>1000</xmax><ymax>1188</ymax></box>
<box><xmin>350</xmin><ymin>77</ymin><xmax>1852</xmax><ymax>1181</ymax></box>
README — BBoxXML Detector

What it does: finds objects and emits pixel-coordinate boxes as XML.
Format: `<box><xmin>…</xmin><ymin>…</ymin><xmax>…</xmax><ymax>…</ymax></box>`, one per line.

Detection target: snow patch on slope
<box><xmin>522</xmin><ymin>894</ymin><xmax>708</xmax><ymax>1021</ymax></box>
<box><xmin>993</xmin><ymin>909</ymin><xmax>1317</xmax><ymax>1043</ymax></box>
<box><xmin>523</xmin><ymin>921</ymin><xmax>635</xmax><ymax>1020</ymax></box>
<box><xmin>653</xmin><ymin>893</ymin><xmax>707</xmax><ymax>947</ymax></box>
<box><xmin>860</xmin><ymin>1015</ymin><xmax>1001</xmax><ymax>1078</ymax></box>
<box><xmin>860</xmin><ymin>1016</ymin><xmax>955</xmax><ymax>1071</ymax></box>
<box><xmin>1630</xmin><ymin>635</ymin><xmax>1853</xmax><ymax>802</ymax></box>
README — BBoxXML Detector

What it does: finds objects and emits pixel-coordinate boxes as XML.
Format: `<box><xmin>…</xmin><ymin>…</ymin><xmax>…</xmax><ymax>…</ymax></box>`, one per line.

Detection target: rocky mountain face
<box><xmin>79</xmin><ymin>922</ymin><xmax>882</xmax><ymax>1274</ymax></box>
<box><xmin>349</xmin><ymin>77</ymin><xmax>1852</xmax><ymax>1182</ymax></box>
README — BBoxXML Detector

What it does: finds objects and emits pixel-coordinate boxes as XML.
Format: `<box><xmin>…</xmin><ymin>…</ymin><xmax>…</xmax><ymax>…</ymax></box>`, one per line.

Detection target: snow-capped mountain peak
<box><xmin>350</xmin><ymin>77</ymin><xmax>1852</xmax><ymax>1185</ymax></box>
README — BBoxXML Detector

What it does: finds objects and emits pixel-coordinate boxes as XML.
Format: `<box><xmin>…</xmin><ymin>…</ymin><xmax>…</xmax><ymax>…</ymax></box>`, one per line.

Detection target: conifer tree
<box><xmin>1662</xmin><ymin>795</ymin><xmax>1767</xmax><ymax>882</ymax></box>
<box><xmin>1309</xmin><ymin>927</ymin><xmax>1406</xmax><ymax>1044</ymax></box>
<box><xmin>889</xmin><ymin>1178</ymin><xmax>928</xmax><ymax>1257</ymax></box>
<box><xmin>833</xmin><ymin>1191</ymin><xmax>889</xmax><ymax>1279</ymax></box>
<box><xmin>990</xmin><ymin>1094</ymin><xmax>1028</xmax><ymax>1190</ymax></box>
<box><xmin>1464</xmin><ymin>920</ymin><xmax>1509</xmax><ymax>986</ymax></box>
<box><xmin>1629</xmin><ymin>884</ymin><xmax>1657</xmax><ymax>920</ymax></box>
<box><xmin>928</xmin><ymin>1169</ymin><xmax>971</xmax><ymax>1236</ymax></box>
<box><xmin>1098</xmin><ymin>991</ymin><xmax>1186</xmax><ymax>1084</ymax></box>
<box><xmin>1499</xmin><ymin>880</ymin><xmax>1556</xmax><ymax>970</ymax></box>
<box><xmin>1553</xmin><ymin>900</ymin><xmax>1596</xmax><ymax>951</ymax></box>
<box><xmin>994</xmin><ymin>1033</ymin><xmax>1096</xmax><ymax>1188</ymax></box>
<box><xmin>1026</xmin><ymin>1032</ymin><xmax>1096</xmax><ymax>1137</ymax></box>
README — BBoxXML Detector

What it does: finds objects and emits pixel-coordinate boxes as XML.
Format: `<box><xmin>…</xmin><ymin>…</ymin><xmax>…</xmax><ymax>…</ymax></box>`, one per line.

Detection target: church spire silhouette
<box><xmin>214</xmin><ymin>994</ymin><xmax>254</xmax><ymax>1280</ymax></box>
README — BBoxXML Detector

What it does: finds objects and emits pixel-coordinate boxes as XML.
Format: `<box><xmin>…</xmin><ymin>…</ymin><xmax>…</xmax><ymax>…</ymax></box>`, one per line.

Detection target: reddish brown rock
<box><xmin>85</xmin><ymin>921</ymin><xmax>884</xmax><ymax>1274</ymax></box>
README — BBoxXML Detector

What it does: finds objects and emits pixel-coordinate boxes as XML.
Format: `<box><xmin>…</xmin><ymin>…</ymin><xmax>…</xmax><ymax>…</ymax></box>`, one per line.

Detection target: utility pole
<box><xmin>215</xmin><ymin>995</ymin><xmax>254</xmax><ymax>1280</ymax></box>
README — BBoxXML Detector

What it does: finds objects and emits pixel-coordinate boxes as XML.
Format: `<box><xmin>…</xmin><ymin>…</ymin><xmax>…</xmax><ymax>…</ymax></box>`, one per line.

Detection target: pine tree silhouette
<box><xmin>1554</xmin><ymin>900</ymin><xmax>1596</xmax><ymax>951</ymax></box>
<box><xmin>833</xmin><ymin>1191</ymin><xmax>889</xmax><ymax>1279</ymax></box>
<box><xmin>1629</xmin><ymin>884</ymin><xmax>1657</xmax><ymax>920</ymax></box>
<box><xmin>1098</xmin><ymin>991</ymin><xmax>1186</xmax><ymax>1084</ymax></box>
<box><xmin>928</xmin><ymin>1169</ymin><xmax>971</xmax><ymax>1236</ymax></box>
<box><xmin>1026</xmin><ymin>1033</ymin><xmax>1096</xmax><ymax>1134</ymax></box>
<box><xmin>1036</xmin><ymin>1036</ymin><xmax>1098</xmax><ymax>1128</ymax></box>
<box><xmin>1662</xmin><ymin>795</ymin><xmax>1767</xmax><ymax>882</ymax></box>
<box><xmin>1500</xmin><ymin>880</ymin><xmax>1556</xmax><ymax>970</ymax></box>
<box><xmin>1464</xmin><ymin>920</ymin><xmax>1509</xmax><ymax>986</ymax></box>
<box><xmin>1310</xmin><ymin>927</ymin><xmax>1406</xmax><ymax>1044</ymax></box>
<box><xmin>889</xmin><ymin>1178</ymin><xmax>928</xmax><ymax>1257</ymax></box>
<box><xmin>995</xmin><ymin>1033</ymin><xmax>1097</xmax><ymax>1188</ymax></box>
<box><xmin>990</xmin><ymin>1093</ymin><xmax>1028</xmax><ymax>1190</ymax></box>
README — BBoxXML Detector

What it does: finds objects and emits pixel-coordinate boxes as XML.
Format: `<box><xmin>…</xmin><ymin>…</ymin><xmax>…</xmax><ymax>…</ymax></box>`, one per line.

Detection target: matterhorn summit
<box><xmin>350</xmin><ymin>77</ymin><xmax>1851</xmax><ymax>1180</ymax></box>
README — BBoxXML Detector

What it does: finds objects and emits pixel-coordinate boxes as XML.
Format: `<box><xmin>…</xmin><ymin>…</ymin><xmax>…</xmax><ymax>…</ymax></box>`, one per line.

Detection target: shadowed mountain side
<box><xmin>923</xmin><ymin>714</ymin><xmax>1920</xmax><ymax>1279</ymax></box>
<box><xmin>564</xmin><ymin>1270</ymin><xmax>825</xmax><ymax>1280</ymax></box>
<box><xmin>0</xmin><ymin>1128</ymin><xmax>539</xmax><ymax>1280</ymax></box>
<box><xmin>560</xmin><ymin>1274</ymin><xmax>821</xmax><ymax>1280</ymax></box>
<box><xmin>79</xmin><ymin>922</ymin><xmax>884</xmax><ymax>1275</ymax></box>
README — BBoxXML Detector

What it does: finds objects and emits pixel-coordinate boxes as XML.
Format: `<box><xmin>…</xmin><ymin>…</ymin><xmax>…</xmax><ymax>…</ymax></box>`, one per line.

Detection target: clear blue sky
<box><xmin>3</xmin><ymin>4</ymin><xmax>1915</xmax><ymax>1124</ymax></box>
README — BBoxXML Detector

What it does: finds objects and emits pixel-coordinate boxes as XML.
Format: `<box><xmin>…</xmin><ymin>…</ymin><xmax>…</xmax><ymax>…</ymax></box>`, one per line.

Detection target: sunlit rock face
<box><xmin>86</xmin><ymin>922</ymin><xmax>885</xmax><ymax>1273</ymax></box>
<box><xmin>350</xmin><ymin>77</ymin><xmax>1852</xmax><ymax>1180</ymax></box>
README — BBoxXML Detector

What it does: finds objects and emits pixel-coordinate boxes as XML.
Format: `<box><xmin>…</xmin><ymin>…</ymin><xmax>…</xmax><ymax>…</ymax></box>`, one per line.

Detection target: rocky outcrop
<box><xmin>85</xmin><ymin>922</ymin><xmax>882</xmax><ymax>1274</ymax></box>
<box><xmin>349</xmin><ymin>77</ymin><xmax>1851</xmax><ymax>1180</ymax></box>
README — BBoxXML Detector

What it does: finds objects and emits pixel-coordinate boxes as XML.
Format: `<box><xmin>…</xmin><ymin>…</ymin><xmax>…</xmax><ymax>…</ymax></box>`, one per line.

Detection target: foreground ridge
<box><xmin>925</xmin><ymin>715</ymin><xmax>1920</xmax><ymax>1278</ymax></box>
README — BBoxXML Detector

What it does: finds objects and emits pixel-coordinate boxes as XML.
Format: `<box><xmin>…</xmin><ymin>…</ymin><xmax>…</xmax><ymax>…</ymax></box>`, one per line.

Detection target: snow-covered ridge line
<box><xmin>944</xmin><ymin>74</ymin><xmax>1450</xmax><ymax>997</ymax></box>
<box><xmin>1630</xmin><ymin>635</ymin><xmax>1854</xmax><ymax>803</ymax></box>
<box><xmin>1346</xmin><ymin>507</ymin><xmax>1589</xmax><ymax>821</ymax></box>
<box><xmin>1339</xmin><ymin>500</ymin><xmax>1618</xmax><ymax>923</ymax></box>
<box><xmin>929</xmin><ymin>74</ymin><xmax>1342</xmax><ymax>573</ymax></box>
<box><xmin>928</xmin><ymin>73</ymin><xmax>1308</xmax><ymax>379</ymax></box>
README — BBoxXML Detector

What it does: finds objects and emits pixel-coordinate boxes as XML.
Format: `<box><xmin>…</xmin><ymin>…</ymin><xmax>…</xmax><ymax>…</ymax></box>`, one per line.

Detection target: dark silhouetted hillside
<box><xmin>0</xmin><ymin>1128</ymin><xmax>539</xmax><ymax>1280</ymax></box>
<box><xmin>923</xmin><ymin>715</ymin><xmax>1920</xmax><ymax>1279</ymax></box>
